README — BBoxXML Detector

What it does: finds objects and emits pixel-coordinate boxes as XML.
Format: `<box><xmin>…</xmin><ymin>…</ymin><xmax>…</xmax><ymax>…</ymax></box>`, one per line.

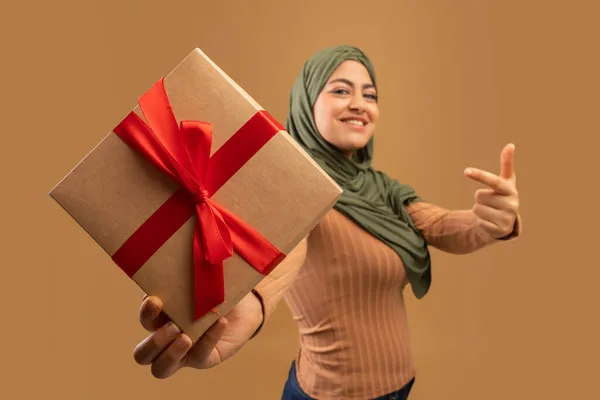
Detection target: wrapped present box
<box><xmin>49</xmin><ymin>48</ymin><xmax>342</xmax><ymax>342</ymax></box>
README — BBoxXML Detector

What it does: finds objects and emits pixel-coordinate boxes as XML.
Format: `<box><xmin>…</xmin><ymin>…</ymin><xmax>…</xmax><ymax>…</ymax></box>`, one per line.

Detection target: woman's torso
<box><xmin>283</xmin><ymin>209</ymin><xmax>416</xmax><ymax>399</ymax></box>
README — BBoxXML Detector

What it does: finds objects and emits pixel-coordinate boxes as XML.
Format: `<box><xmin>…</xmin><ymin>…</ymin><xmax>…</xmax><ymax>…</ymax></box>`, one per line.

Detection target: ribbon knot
<box><xmin>192</xmin><ymin>188</ymin><xmax>210</xmax><ymax>204</ymax></box>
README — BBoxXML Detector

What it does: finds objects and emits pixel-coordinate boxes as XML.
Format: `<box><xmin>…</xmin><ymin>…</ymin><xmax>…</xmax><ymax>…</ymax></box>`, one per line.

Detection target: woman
<box><xmin>131</xmin><ymin>45</ymin><xmax>521</xmax><ymax>399</ymax></box>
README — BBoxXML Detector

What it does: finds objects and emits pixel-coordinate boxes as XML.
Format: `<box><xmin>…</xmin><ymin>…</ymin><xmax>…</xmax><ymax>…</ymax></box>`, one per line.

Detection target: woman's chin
<box><xmin>345</xmin><ymin>140</ymin><xmax>370</xmax><ymax>153</ymax></box>
<box><xmin>325</xmin><ymin>138</ymin><xmax>371</xmax><ymax>157</ymax></box>
<box><xmin>335</xmin><ymin>144</ymin><xmax>369</xmax><ymax>158</ymax></box>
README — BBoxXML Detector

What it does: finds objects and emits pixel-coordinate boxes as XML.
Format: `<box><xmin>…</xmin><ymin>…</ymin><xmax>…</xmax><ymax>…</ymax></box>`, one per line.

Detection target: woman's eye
<box><xmin>364</xmin><ymin>93</ymin><xmax>378</xmax><ymax>101</ymax></box>
<box><xmin>332</xmin><ymin>88</ymin><xmax>350</xmax><ymax>95</ymax></box>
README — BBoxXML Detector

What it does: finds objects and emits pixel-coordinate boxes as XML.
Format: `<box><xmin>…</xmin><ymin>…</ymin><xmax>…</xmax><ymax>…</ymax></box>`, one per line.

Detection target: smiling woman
<box><xmin>131</xmin><ymin>45</ymin><xmax>522</xmax><ymax>400</ymax></box>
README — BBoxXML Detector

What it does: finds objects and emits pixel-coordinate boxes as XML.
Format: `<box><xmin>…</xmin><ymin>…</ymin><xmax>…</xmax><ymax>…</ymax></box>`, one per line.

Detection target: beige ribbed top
<box><xmin>254</xmin><ymin>202</ymin><xmax>521</xmax><ymax>399</ymax></box>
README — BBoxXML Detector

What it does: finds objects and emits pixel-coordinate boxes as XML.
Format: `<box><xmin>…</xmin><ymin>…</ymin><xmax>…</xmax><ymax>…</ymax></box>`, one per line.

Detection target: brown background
<box><xmin>1</xmin><ymin>0</ymin><xmax>598</xmax><ymax>399</ymax></box>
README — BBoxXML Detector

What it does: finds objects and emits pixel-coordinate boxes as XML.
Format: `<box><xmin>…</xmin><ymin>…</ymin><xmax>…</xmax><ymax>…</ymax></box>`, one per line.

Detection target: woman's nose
<box><xmin>348</xmin><ymin>94</ymin><xmax>366</xmax><ymax>112</ymax></box>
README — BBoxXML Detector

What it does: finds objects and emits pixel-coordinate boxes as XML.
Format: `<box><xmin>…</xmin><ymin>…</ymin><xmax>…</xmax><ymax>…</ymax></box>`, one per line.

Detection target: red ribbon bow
<box><xmin>111</xmin><ymin>77</ymin><xmax>285</xmax><ymax>320</ymax></box>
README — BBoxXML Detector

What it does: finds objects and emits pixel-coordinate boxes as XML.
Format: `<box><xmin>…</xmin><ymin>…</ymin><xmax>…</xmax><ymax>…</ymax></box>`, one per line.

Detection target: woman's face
<box><xmin>313</xmin><ymin>60</ymin><xmax>379</xmax><ymax>158</ymax></box>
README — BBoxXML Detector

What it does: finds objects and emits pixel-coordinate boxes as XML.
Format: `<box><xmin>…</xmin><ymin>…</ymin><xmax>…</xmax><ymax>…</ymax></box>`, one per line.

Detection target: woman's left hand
<box><xmin>464</xmin><ymin>143</ymin><xmax>519</xmax><ymax>239</ymax></box>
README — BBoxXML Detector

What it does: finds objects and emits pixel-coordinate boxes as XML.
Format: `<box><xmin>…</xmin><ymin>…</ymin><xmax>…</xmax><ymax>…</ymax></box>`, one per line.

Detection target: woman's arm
<box><xmin>250</xmin><ymin>237</ymin><xmax>308</xmax><ymax>336</ymax></box>
<box><xmin>406</xmin><ymin>201</ymin><xmax>521</xmax><ymax>254</ymax></box>
<box><xmin>406</xmin><ymin>143</ymin><xmax>522</xmax><ymax>254</ymax></box>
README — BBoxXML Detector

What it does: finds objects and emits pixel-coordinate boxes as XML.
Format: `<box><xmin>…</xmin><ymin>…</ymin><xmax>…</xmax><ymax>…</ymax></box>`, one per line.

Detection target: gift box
<box><xmin>49</xmin><ymin>48</ymin><xmax>342</xmax><ymax>342</ymax></box>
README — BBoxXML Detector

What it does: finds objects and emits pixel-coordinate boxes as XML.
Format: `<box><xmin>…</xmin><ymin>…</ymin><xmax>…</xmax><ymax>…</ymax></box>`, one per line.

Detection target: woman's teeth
<box><xmin>343</xmin><ymin>120</ymin><xmax>365</xmax><ymax>126</ymax></box>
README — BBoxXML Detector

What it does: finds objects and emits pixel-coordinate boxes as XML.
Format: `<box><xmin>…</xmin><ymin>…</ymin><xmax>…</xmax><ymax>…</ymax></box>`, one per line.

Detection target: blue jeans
<box><xmin>281</xmin><ymin>361</ymin><xmax>415</xmax><ymax>400</ymax></box>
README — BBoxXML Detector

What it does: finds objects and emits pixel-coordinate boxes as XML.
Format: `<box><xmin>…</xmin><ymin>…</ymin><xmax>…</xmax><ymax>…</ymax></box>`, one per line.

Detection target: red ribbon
<box><xmin>111</xmin><ymin>77</ymin><xmax>286</xmax><ymax>320</ymax></box>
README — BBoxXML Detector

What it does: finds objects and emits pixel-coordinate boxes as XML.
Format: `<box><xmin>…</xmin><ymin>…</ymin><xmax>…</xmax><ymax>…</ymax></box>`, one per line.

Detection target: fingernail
<box><xmin>166</xmin><ymin>322</ymin><xmax>180</xmax><ymax>336</ymax></box>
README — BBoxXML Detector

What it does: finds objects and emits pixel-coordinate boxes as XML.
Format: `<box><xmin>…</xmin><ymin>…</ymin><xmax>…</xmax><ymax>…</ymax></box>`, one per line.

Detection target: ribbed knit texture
<box><xmin>254</xmin><ymin>202</ymin><xmax>520</xmax><ymax>399</ymax></box>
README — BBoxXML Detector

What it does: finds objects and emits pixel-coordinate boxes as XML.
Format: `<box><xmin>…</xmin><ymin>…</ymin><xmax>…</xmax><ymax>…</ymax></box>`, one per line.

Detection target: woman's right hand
<box><xmin>132</xmin><ymin>290</ymin><xmax>264</xmax><ymax>379</ymax></box>
<box><xmin>133</xmin><ymin>238</ymin><xmax>308</xmax><ymax>379</ymax></box>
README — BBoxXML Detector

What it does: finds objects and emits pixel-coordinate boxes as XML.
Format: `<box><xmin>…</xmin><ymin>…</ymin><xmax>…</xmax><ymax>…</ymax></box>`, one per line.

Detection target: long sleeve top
<box><xmin>253</xmin><ymin>202</ymin><xmax>521</xmax><ymax>399</ymax></box>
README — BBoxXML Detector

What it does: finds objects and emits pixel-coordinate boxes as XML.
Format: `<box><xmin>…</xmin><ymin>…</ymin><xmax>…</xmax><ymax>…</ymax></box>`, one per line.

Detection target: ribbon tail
<box><xmin>193</xmin><ymin>225</ymin><xmax>225</xmax><ymax>321</ymax></box>
<box><xmin>197</xmin><ymin>203</ymin><xmax>234</xmax><ymax>263</ymax></box>
<box><xmin>212</xmin><ymin>203</ymin><xmax>285</xmax><ymax>275</ymax></box>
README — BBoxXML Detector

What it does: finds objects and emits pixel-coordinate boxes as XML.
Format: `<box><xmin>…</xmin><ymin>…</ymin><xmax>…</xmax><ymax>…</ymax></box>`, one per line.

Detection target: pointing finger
<box><xmin>465</xmin><ymin>168</ymin><xmax>515</xmax><ymax>195</ymax></box>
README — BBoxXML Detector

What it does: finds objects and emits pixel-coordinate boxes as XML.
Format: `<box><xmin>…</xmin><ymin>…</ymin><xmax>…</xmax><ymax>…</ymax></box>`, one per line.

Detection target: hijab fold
<box><xmin>286</xmin><ymin>45</ymin><xmax>432</xmax><ymax>299</ymax></box>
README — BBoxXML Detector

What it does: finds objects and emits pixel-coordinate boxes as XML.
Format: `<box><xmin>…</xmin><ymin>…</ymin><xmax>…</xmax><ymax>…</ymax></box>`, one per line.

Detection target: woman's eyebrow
<box><xmin>328</xmin><ymin>78</ymin><xmax>376</xmax><ymax>90</ymax></box>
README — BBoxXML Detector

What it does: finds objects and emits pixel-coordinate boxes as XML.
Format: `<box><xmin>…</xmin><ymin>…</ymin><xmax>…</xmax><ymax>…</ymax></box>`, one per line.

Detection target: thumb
<box><xmin>500</xmin><ymin>143</ymin><xmax>516</xmax><ymax>180</ymax></box>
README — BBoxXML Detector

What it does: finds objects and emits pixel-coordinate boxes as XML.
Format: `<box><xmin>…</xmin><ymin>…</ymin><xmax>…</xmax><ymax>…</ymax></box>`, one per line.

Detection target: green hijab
<box><xmin>286</xmin><ymin>45</ymin><xmax>432</xmax><ymax>299</ymax></box>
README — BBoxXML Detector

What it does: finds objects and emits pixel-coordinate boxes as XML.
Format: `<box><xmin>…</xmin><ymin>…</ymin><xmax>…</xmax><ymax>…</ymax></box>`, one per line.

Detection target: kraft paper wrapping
<box><xmin>49</xmin><ymin>48</ymin><xmax>342</xmax><ymax>342</ymax></box>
